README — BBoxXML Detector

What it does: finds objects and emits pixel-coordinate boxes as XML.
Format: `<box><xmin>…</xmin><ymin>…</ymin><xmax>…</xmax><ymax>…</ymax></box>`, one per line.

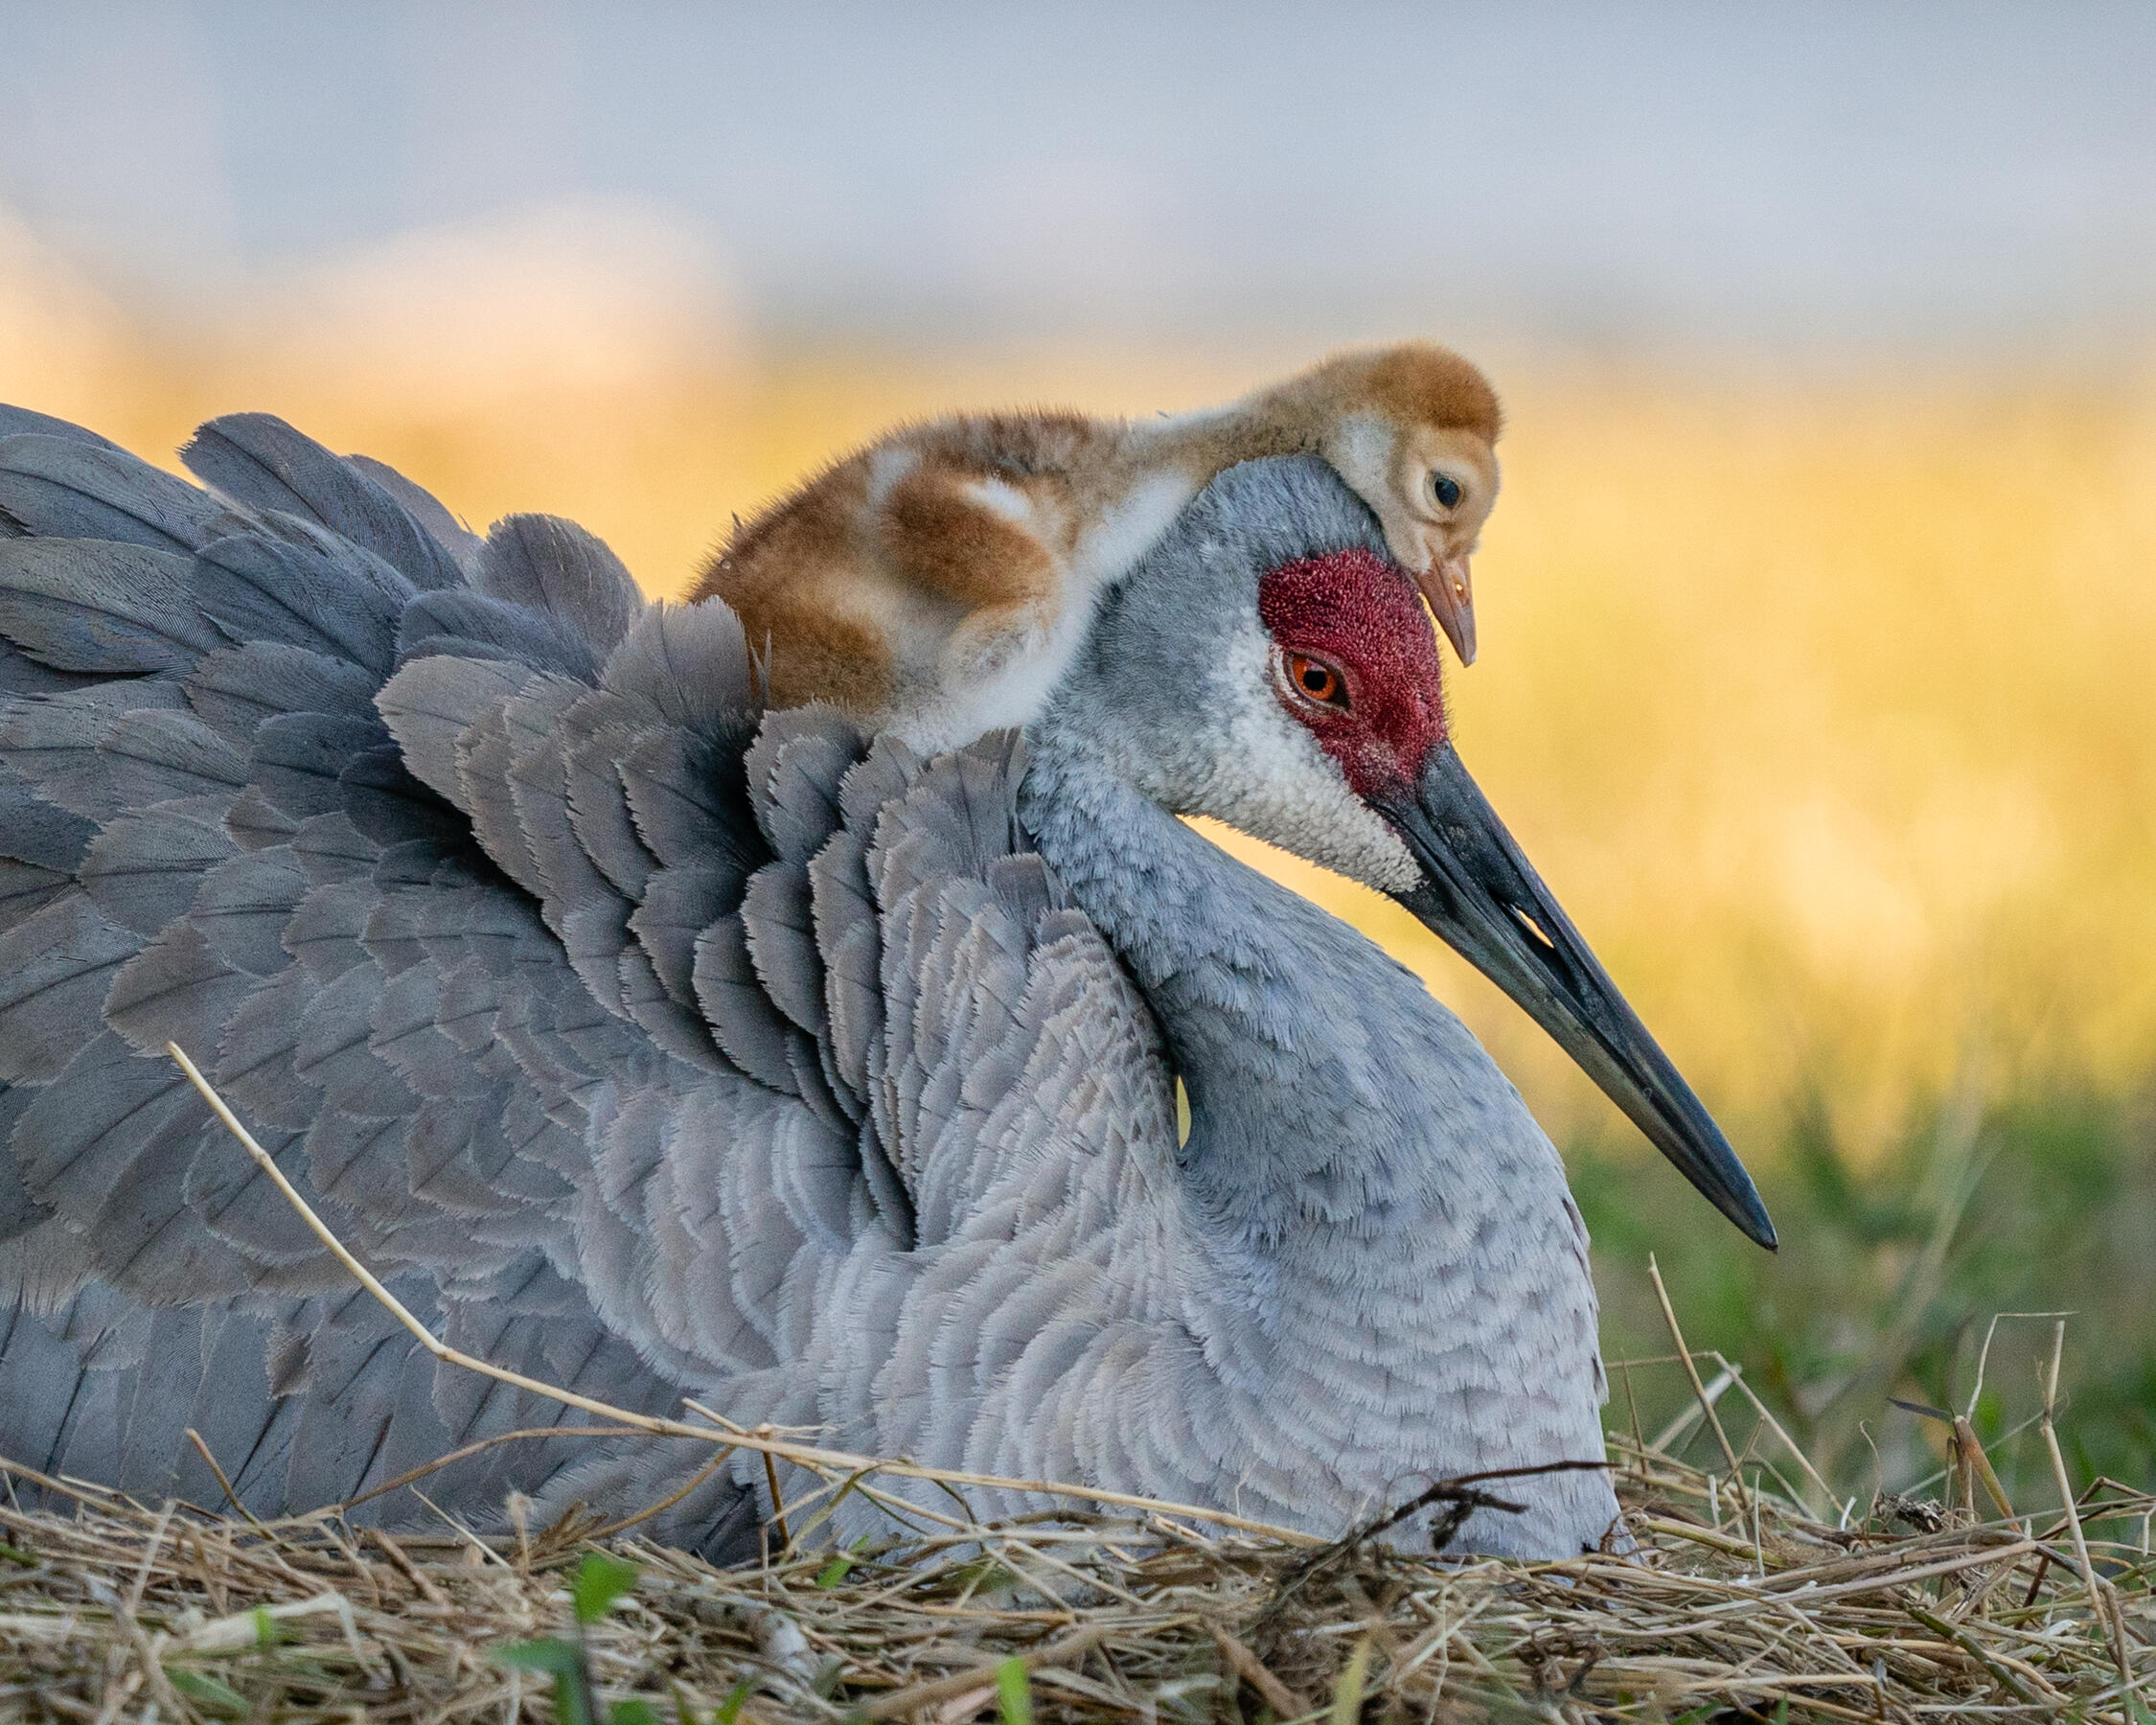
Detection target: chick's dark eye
<box><xmin>1430</xmin><ymin>472</ymin><xmax>1463</xmax><ymax>510</ymax></box>
<box><xmin>1287</xmin><ymin>652</ymin><xmax>1348</xmax><ymax>709</ymax></box>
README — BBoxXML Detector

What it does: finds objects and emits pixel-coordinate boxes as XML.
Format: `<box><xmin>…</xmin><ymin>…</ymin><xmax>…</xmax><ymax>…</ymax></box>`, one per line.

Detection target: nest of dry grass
<box><xmin>2</xmin><ymin>1415</ymin><xmax>2149</xmax><ymax>1725</ymax></box>
<box><xmin>5</xmin><ymin>1070</ymin><xmax>2150</xmax><ymax>1721</ymax></box>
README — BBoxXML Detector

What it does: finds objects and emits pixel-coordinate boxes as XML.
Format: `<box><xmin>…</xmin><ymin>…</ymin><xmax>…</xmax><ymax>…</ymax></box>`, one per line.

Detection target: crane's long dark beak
<box><xmin>1376</xmin><ymin>746</ymin><xmax>1777</xmax><ymax>1249</ymax></box>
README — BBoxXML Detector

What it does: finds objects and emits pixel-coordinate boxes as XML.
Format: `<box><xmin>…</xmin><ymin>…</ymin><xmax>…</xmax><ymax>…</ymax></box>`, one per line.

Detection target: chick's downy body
<box><xmin>697</xmin><ymin>342</ymin><xmax>1502</xmax><ymax>752</ymax></box>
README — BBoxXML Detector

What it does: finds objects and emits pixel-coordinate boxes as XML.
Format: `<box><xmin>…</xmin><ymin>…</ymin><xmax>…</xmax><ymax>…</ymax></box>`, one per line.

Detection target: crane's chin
<box><xmin>1374</xmin><ymin>746</ymin><xmax>1777</xmax><ymax>1251</ymax></box>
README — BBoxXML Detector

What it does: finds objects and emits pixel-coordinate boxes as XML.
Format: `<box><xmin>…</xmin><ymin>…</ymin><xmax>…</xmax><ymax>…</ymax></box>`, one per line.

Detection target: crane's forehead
<box><xmin>1255</xmin><ymin>548</ymin><xmax>1446</xmax><ymax>701</ymax></box>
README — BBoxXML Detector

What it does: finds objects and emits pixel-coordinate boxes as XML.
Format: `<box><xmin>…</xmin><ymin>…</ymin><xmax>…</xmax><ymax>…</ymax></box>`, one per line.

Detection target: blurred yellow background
<box><xmin>11</xmin><ymin>221</ymin><xmax>2153</xmax><ymax>1162</ymax></box>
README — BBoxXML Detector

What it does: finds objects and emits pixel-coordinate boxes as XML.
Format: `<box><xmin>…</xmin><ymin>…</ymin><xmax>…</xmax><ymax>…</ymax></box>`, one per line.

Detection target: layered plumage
<box><xmin>0</xmin><ymin>406</ymin><xmax>1759</xmax><ymax>1560</ymax></box>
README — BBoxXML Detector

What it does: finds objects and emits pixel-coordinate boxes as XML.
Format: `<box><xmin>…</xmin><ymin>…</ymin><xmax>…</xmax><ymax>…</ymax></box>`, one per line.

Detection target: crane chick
<box><xmin>695</xmin><ymin>342</ymin><xmax>1501</xmax><ymax>750</ymax></box>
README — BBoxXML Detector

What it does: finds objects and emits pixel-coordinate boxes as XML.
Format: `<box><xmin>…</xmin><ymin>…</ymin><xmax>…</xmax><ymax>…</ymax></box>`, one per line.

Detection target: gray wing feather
<box><xmin>599</xmin><ymin>600</ymin><xmax>751</xmax><ymax>730</ymax></box>
<box><xmin>619</xmin><ymin>947</ymin><xmax>726</xmax><ymax>1073</ymax></box>
<box><xmin>305</xmin><ymin>1111</ymin><xmax>434</xmax><ymax>1228</ymax></box>
<box><xmin>250</xmin><ymin>712</ymin><xmax>391</xmax><ymax>823</ymax></box>
<box><xmin>619</xmin><ymin>727</ymin><xmax>754</xmax><ymax>869</ymax></box>
<box><xmin>371</xmin><ymin>963</ymin><xmax>493</xmax><ymax>1101</ymax></box>
<box><xmin>182</xmin><ymin>414</ymin><xmax>465</xmax><ymax>592</ymax></box>
<box><xmin>0</xmin><ymin>406</ymin><xmax>125</xmax><ymax>453</ymax></box>
<box><xmin>102</xmin><ymin>922</ymin><xmax>255</xmax><ymax>1056</ymax></box>
<box><xmin>189</xmin><ymin>846</ymin><xmax>310</xmax><ymax>977</ymax></box>
<box><xmin>628</xmin><ymin>862</ymin><xmax>738</xmax><ymax>1008</ymax></box>
<box><xmin>213</xmin><ymin>965</ymin><xmax>324</xmax><ymax>1131</ymax></box>
<box><xmin>808</xmin><ymin>820</ymin><xmax>883</xmax><ymax>1100</ymax></box>
<box><xmin>186</xmin><ymin>643</ymin><xmax>378</xmax><ymax>749</ymax></box>
<box><xmin>374</xmin><ymin>653</ymin><xmax>538</xmax><ymax>807</ymax></box>
<box><xmin>692</xmin><ymin>916</ymin><xmax>804</xmax><ymax>1094</ymax></box>
<box><xmin>617</xmin><ymin>725</ymin><xmax>756</xmax><ymax>1014</ymax></box>
<box><xmin>280</xmin><ymin>1307</ymin><xmax>437</xmax><ymax>1509</ymax></box>
<box><xmin>559</xmin><ymin>897</ymin><xmax>639</xmax><ymax>1020</ymax></box>
<box><xmin>746</xmin><ymin>710</ymin><xmax>860</xmax><ymax>862</ymax></box>
<box><xmin>401</xmin><ymin>1094</ymin><xmax>520</xmax><ymax>1215</ymax></box>
<box><xmin>0</xmin><ymin>895</ymin><xmax>142</xmax><ymax>1084</ymax></box>
<box><xmin>289</xmin><ymin>811</ymin><xmax>378</xmax><ymax>886</ymax></box>
<box><xmin>13</xmin><ymin>1030</ymin><xmax>195</xmax><ymax>1218</ymax></box>
<box><xmin>284</xmin><ymin>880</ymin><xmax>373</xmax><ymax>980</ymax></box>
<box><xmin>293</xmin><ymin>967</ymin><xmax>418</xmax><ymax>1117</ymax></box>
<box><xmin>335</xmin><ymin>746</ymin><xmax>464</xmax><ymax>848</ymax></box>
<box><xmin>0</xmin><ymin>540</ymin><xmax>221</xmax><ymax>673</ymax></box>
<box><xmin>397</xmin><ymin>588</ymin><xmax>598</xmax><ymax>679</ymax></box>
<box><xmin>222</xmin><ymin>785</ymin><xmax>302</xmax><ymax>851</ymax></box>
<box><xmin>182</xmin><ymin>1121</ymin><xmax>337</xmax><ymax>1267</ymax></box>
<box><xmin>0</xmin><ymin>435</ymin><xmax>220</xmax><ymax>551</ymax></box>
<box><xmin>0</xmin><ymin>681</ymin><xmax>187</xmax><ymax>821</ymax></box>
<box><xmin>503</xmin><ymin>674</ymin><xmax>614</xmax><ymax>929</ymax></box>
<box><xmin>0</xmin><ymin>858</ymin><xmax>76</xmax><ymax>938</ymax></box>
<box><xmin>96</xmin><ymin>708</ymin><xmax>249</xmax><ymax>813</ymax></box>
<box><xmin>192</xmin><ymin>530</ymin><xmax>409</xmax><ymax>672</ymax></box>
<box><xmin>0</xmin><ymin>639</ymin><xmax>103</xmax><ymax>695</ymax></box>
<box><xmin>177</xmin><ymin>1311</ymin><xmax>309</xmax><ymax>1505</ymax></box>
<box><xmin>741</xmin><ymin>863</ymin><xmax>828</xmax><ymax>1041</ymax></box>
<box><xmin>561</xmin><ymin>695</ymin><xmax>661</xmax><ymax>896</ymax></box>
<box><xmin>452</xmin><ymin>705</ymin><xmax>544</xmax><ymax>896</ymax></box>
<box><xmin>0</xmin><ymin>764</ymin><xmax>101</xmax><ymax>872</ymax></box>
<box><xmin>473</xmin><ymin>514</ymin><xmax>644</xmax><ymax>658</ymax></box>
<box><xmin>811</xmin><ymin>733</ymin><xmax>927</xmax><ymax>1107</ymax></box>
<box><xmin>346</xmin><ymin>454</ymin><xmax>482</xmax><ymax>572</ymax></box>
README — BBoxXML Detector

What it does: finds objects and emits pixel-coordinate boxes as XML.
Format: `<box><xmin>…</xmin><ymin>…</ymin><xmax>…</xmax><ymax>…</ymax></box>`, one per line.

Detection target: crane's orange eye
<box><xmin>1287</xmin><ymin>652</ymin><xmax>1348</xmax><ymax>709</ymax></box>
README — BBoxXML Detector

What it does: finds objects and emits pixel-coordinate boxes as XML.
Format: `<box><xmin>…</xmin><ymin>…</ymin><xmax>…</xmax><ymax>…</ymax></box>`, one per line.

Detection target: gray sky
<box><xmin>2</xmin><ymin>2</ymin><xmax>2152</xmax><ymax>355</ymax></box>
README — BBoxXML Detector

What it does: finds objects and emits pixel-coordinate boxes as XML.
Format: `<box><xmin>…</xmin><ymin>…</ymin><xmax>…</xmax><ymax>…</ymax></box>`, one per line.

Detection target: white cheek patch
<box><xmin>1168</xmin><ymin>621</ymin><xmax>1421</xmax><ymax>896</ymax></box>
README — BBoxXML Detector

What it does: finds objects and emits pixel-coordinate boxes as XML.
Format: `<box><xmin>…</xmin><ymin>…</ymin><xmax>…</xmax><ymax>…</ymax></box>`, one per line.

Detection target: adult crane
<box><xmin>0</xmin><ymin>405</ymin><xmax>1772</xmax><ymax>1559</ymax></box>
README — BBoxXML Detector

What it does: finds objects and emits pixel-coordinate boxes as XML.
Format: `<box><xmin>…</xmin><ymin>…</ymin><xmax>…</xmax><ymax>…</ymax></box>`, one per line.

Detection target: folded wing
<box><xmin>0</xmin><ymin>410</ymin><xmax>1184</xmax><ymax>1550</ymax></box>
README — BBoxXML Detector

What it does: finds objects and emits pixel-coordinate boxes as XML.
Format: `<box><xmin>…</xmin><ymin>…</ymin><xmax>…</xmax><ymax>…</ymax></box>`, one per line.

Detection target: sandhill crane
<box><xmin>0</xmin><ymin>405</ymin><xmax>1772</xmax><ymax>1559</ymax></box>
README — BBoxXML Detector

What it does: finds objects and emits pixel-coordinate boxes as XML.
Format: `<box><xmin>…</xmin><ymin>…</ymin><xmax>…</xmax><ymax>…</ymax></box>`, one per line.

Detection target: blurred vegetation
<box><xmin>1577</xmin><ymin>1076</ymin><xmax>2156</xmax><ymax>1506</ymax></box>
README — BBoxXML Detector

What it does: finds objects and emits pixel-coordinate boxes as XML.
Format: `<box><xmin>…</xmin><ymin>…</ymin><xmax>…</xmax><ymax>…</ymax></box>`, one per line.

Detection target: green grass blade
<box><xmin>572</xmin><ymin>1551</ymin><xmax>643</xmax><ymax>1624</ymax></box>
<box><xmin>714</xmin><ymin>1676</ymin><xmax>755</xmax><ymax>1725</ymax></box>
<box><xmin>996</xmin><ymin>1657</ymin><xmax>1034</xmax><ymax>1725</ymax></box>
<box><xmin>496</xmin><ymin>1636</ymin><xmax>585</xmax><ymax>1676</ymax></box>
<box><xmin>167</xmin><ymin>1668</ymin><xmax>249</xmax><ymax>1717</ymax></box>
<box><xmin>1329</xmin><ymin>1639</ymin><xmax>1370</xmax><ymax>1725</ymax></box>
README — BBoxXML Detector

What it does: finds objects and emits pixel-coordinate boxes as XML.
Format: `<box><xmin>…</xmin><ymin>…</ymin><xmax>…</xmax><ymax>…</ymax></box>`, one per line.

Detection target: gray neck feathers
<box><xmin>1020</xmin><ymin>732</ymin><xmax>1619</xmax><ymax>1550</ymax></box>
<box><xmin>1019</xmin><ymin>731</ymin><xmax>1565</xmax><ymax>1286</ymax></box>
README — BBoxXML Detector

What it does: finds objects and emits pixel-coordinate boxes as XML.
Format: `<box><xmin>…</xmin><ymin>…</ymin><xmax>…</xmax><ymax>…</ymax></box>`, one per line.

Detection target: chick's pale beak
<box><xmin>1377</xmin><ymin>746</ymin><xmax>1777</xmax><ymax>1249</ymax></box>
<box><xmin>1418</xmin><ymin>557</ymin><xmax>1477</xmax><ymax>666</ymax></box>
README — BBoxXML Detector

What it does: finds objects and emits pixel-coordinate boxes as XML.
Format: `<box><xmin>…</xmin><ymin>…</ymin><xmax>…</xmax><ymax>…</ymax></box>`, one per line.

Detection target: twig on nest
<box><xmin>1254</xmin><ymin>1458</ymin><xmax>1612</xmax><ymax>1645</ymax></box>
<box><xmin>1361</xmin><ymin>1459</ymin><xmax>1615</xmax><ymax>1550</ymax></box>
